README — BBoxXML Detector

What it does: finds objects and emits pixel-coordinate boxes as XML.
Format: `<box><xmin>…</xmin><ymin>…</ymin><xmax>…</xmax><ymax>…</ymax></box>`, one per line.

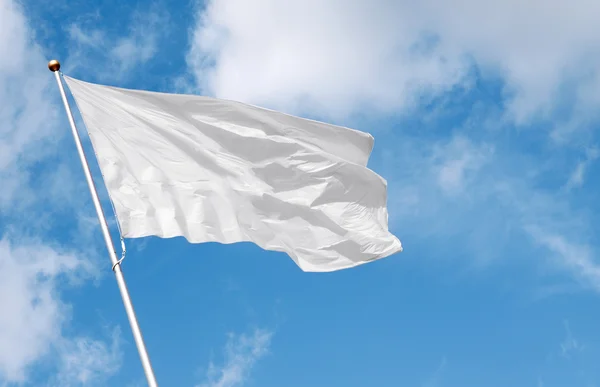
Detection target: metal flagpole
<box><xmin>48</xmin><ymin>60</ymin><xmax>158</xmax><ymax>387</ymax></box>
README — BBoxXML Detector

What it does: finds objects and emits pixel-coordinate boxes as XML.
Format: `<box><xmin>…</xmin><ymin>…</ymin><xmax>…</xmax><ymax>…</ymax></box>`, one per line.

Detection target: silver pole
<box><xmin>48</xmin><ymin>60</ymin><xmax>158</xmax><ymax>387</ymax></box>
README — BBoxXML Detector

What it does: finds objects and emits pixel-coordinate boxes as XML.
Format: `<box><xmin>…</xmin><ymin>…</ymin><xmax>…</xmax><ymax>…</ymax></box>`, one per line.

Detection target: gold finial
<box><xmin>48</xmin><ymin>60</ymin><xmax>61</xmax><ymax>72</ymax></box>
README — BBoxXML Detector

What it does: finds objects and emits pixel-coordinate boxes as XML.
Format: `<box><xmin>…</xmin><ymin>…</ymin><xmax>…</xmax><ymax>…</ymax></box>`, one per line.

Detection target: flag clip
<box><xmin>112</xmin><ymin>238</ymin><xmax>127</xmax><ymax>271</ymax></box>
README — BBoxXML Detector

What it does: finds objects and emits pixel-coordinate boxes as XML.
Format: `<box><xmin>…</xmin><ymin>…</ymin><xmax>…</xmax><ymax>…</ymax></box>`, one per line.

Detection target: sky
<box><xmin>1</xmin><ymin>0</ymin><xmax>600</xmax><ymax>386</ymax></box>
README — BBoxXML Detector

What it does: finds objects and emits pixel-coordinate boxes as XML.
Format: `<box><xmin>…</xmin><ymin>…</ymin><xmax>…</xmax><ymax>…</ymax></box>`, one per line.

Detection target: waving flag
<box><xmin>64</xmin><ymin>76</ymin><xmax>402</xmax><ymax>272</ymax></box>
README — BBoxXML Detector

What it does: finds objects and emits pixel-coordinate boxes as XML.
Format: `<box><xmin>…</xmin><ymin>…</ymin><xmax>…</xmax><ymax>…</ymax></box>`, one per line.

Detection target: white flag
<box><xmin>64</xmin><ymin>76</ymin><xmax>402</xmax><ymax>272</ymax></box>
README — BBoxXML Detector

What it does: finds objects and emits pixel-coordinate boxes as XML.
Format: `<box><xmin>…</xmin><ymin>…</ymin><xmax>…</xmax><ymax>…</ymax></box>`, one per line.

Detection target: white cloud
<box><xmin>0</xmin><ymin>0</ymin><xmax>59</xmax><ymax>208</ymax></box>
<box><xmin>110</xmin><ymin>9</ymin><xmax>164</xmax><ymax>72</ymax></box>
<box><xmin>67</xmin><ymin>23</ymin><xmax>105</xmax><ymax>49</ymax></box>
<box><xmin>52</xmin><ymin>328</ymin><xmax>122</xmax><ymax>387</ymax></box>
<box><xmin>65</xmin><ymin>6</ymin><xmax>166</xmax><ymax>78</ymax></box>
<box><xmin>0</xmin><ymin>239</ymin><xmax>94</xmax><ymax>383</ymax></box>
<box><xmin>378</xmin><ymin>127</ymin><xmax>600</xmax><ymax>286</ymax></box>
<box><xmin>0</xmin><ymin>0</ymin><xmax>122</xmax><ymax>384</ymax></box>
<box><xmin>197</xmin><ymin>328</ymin><xmax>273</xmax><ymax>387</ymax></box>
<box><xmin>186</xmin><ymin>0</ymin><xmax>466</xmax><ymax>118</ymax></box>
<box><xmin>0</xmin><ymin>0</ymin><xmax>101</xmax><ymax>227</ymax></box>
<box><xmin>559</xmin><ymin>320</ymin><xmax>583</xmax><ymax>357</ymax></box>
<box><xmin>567</xmin><ymin>161</ymin><xmax>587</xmax><ymax>189</ymax></box>
<box><xmin>187</xmin><ymin>0</ymin><xmax>600</xmax><ymax>126</ymax></box>
<box><xmin>566</xmin><ymin>147</ymin><xmax>598</xmax><ymax>189</ymax></box>
<box><xmin>526</xmin><ymin>228</ymin><xmax>600</xmax><ymax>292</ymax></box>
<box><xmin>434</xmin><ymin>137</ymin><xmax>492</xmax><ymax>195</ymax></box>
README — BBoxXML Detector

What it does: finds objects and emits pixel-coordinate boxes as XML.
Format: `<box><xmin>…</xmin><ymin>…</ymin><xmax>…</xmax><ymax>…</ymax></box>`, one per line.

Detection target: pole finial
<box><xmin>48</xmin><ymin>60</ymin><xmax>61</xmax><ymax>72</ymax></box>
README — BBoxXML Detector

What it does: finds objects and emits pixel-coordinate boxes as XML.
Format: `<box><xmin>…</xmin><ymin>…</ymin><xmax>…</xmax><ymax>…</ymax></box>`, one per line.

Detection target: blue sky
<box><xmin>2</xmin><ymin>0</ymin><xmax>600</xmax><ymax>386</ymax></box>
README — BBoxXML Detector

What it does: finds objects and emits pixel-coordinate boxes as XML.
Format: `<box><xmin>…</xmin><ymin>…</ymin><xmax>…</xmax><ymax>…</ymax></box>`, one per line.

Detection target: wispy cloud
<box><xmin>377</xmin><ymin>120</ymin><xmax>600</xmax><ymax>289</ymax></box>
<box><xmin>197</xmin><ymin>328</ymin><xmax>273</xmax><ymax>387</ymax></box>
<box><xmin>560</xmin><ymin>320</ymin><xmax>583</xmax><ymax>357</ymax></box>
<box><xmin>422</xmin><ymin>356</ymin><xmax>447</xmax><ymax>387</ymax></box>
<box><xmin>434</xmin><ymin>136</ymin><xmax>492</xmax><ymax>196</ymax></box>
<box><xmin>51</xmin><ymin>328</ymin><xmax>122</xmax><ymax>387</ymax></box>
<box><xmin>65</xmin><ymin>5</ymin><xmax>167</xmax><ymax>79</ymax></box>
<box><xmin>110</xmin><ymin>8</ymin><xmax>164</xmax><ymax>72</ymax></box>
<box><xmin>565</xmin><ymin>147</ymin><xmax>598</xmax><ymax>189</ymax></box>
<box><xmin>526</xmin><ymin>228</ymin><xmax>600</xmax><ymax>292</ymax></box>
<box><xmin>534</xmin><ymin>319</ymin><xmax>593</xmax><ymax>387</ymax></box>
<box><xmin>67</xmin><ymin>23</ymin><xmax>105</xmax><ymax>49</ymax></box>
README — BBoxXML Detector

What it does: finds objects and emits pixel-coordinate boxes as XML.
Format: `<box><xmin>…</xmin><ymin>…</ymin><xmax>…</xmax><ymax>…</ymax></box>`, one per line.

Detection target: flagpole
<box><xmin>48</xmin><ymin>60</ymin><xmax>158</xmax><ymax>387</ymax></box>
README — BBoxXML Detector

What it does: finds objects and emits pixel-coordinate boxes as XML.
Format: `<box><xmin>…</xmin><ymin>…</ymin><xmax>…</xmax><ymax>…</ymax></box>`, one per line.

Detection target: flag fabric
<box><xmin>63</xmin><ymin>76</ymin><xmax>402</xmax><ymax>272</ymax></box>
